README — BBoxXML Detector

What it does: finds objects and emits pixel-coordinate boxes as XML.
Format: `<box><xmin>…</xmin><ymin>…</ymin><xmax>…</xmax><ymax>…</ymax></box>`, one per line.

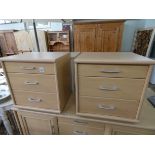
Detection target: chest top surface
<box><xmin>74</xmin><ymin>52</ymin><xmax>155</xmax><ymax>64</ymax></box>
<box><xmin>0</xmin><ymin>52</ymin><xmax>69</xmax><ymax>63</ymax></box>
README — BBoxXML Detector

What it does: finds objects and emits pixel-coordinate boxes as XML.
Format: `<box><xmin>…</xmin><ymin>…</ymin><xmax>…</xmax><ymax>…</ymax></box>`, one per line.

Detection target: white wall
<box><xmin>0</xmin><ymin>21</ymin><xmax>63</xmax><ymax>31</ymax></box>
<box><xmin>0</xmin><ymin>23</ymin><xmax>24</xmax><ymax>30</ymax></box>
<box><xmin>121</xmin><ymin>19</ymin><xmax>155</xmax><ymax>52</ymax></box>
<box><xmin>121</xmin><ymin>20</ymin><xmax>145</xmax><ymax>52</ymax></box>
<box><xmin>144</xmin><ymin>19</ymin><xmax>155</xmax><ymax>28</ymax></box>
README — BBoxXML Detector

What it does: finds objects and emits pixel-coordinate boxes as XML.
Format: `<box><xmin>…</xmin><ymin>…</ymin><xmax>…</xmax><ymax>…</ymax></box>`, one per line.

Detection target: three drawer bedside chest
<box><xmin>0</xmin><ymin>52</ymin><xmax>71</xmax><ymax>114</ymax></box>
<box><xmin>74</xmin><ymin>52</ymin><xmax>155</xmax><ymax>123</ymax></box>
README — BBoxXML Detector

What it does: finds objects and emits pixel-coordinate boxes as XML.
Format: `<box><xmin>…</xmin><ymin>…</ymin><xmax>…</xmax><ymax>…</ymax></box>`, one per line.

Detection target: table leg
<box><xmin>0</xmin><ymin>109</ymin><xmax>13</xmax><ymax>135</ymax></box>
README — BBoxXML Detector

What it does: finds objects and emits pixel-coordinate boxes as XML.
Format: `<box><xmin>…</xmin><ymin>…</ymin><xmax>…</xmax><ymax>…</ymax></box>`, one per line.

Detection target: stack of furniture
<box><xmin>73</xmin><ymin>20</ymin><xmax>124</xmax><ymax>52</ymax></box>
<box><xmin>1</xmin><ymin>52</ymin><xmax>155</xmax><ymax>135</ymax></box>
<box><xmin>47</xmin><ymin>31</ymin><xmax>70</xmax><ymax>52</ymax></box>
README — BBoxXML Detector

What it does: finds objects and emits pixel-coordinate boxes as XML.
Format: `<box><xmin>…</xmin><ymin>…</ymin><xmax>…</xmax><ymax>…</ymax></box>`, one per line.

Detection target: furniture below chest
<box><xmin>14</xmin><ymin>88</ymin><xmax>155</xmax><ymax>135</ymax></box>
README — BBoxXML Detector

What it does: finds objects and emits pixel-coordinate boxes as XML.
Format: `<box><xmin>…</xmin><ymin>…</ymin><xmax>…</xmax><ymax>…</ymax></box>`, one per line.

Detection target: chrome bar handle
<box><xmin>97</xmin><ymin>104</ymin><xmax>115</xmax><ymax>110</ymax></box>
<box><xmin>73</xmin><ymin>131</ymin><xmax>87</xmax><ymax>135</ymax></box>
<box><xmin>24</xmin><ymin>81</ymin><xmax>39</xmax><ymax>85</ymax></box>
<box><xmin>99</xmin><ymin>69</ymin><xmax>121</xmax><ymax>73</ymax></box>
<box><xmin>99</xmin><ymin>85</ymin><xmax>118</xmax><ymax>91</ymax></box>
<box><xmin>28</xmin><ymin>97</ymin><xmax>42</xmax><ymax>103</ymax></box>
<box><xmin>21</xmin><ymin>66</ymin><xmax>36</xmax><ymax>70</ymax></box>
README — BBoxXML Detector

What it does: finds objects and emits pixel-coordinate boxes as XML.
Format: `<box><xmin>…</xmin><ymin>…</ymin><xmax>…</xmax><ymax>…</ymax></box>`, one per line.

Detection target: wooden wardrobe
<box><xmin>73</xmin><ymin>20</ymin><xmax>124</xmax><ymax>52</ymax></box>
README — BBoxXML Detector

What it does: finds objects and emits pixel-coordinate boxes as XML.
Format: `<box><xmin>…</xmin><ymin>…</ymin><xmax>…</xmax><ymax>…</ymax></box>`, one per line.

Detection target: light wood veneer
<box><xmin>14</xmin><ymin>88</ymin><xmax>155</xmax><ymax>135</ymax></box>
<box><xmin>0</xmin><ymin>52</ymin><xmax>71</xmax><ymax>113</ymax></box>
<box><xmin>75</xmin><ymin>52</ymin><xmax>155</xmax><ymax>122</ymax></box>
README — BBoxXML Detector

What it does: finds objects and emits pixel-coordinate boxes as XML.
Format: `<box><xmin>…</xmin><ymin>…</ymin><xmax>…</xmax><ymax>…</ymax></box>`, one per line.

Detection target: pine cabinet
<box><xmin>74</xmin><ymin>24</ymin><xmax>96</xmax><ymax>52</ymax></box>
<box><xmin>74</xmin><ymin>21</ymin><xmax>124</xmax><ymax>52</ymax></box>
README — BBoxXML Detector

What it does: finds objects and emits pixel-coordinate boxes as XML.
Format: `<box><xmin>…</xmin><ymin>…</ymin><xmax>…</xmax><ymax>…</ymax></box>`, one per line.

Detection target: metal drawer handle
<box><xmin>24</xmin><ymin>81</ymin><xmax>39</xmax><ymax>85</ymax></box>
<box><xmin>99</xmin><ymin>85</ymin><xmax>118</xmax><ymax>91</ymax></box>
<box><xmin>98</xmin><ymin>104</ymin><xmax>115</xmax><ymax>110</ymax></box>
<box><xmin>28</xmin><ymin>97</ymin><xmax>42</xmax><ymax>103</ymax></box>
<box><xmin>73</xmin><ymin>131</ymin><xmax>88</xmax><ymax>135</ymax></box>
<box><xmin>100</xmin><ymin>69</ymin><xmax>121</xmax><ymax>73</ymax></box>
<box><xmin>73</xmin><ymin>120</ymin><xmax>88</xmax><ymax>124</ymax></box>
<box><xmin>21</xmin><ymin>66</ymin><xmax>36</xmax><ymax>70</ymax></box>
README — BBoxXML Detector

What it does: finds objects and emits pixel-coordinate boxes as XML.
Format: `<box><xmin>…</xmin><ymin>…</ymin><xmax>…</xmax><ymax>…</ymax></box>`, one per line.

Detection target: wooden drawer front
<box><xmin>8</xmin><ymin>73</ymin><xmax>57</xmax><ymax>93</ymax></box>
<box><xmin>58</xmin><ymin>123</ymin><xmax>105</xmax><ymax>135</ymax></box>
<box><xmin>79</xmin><ymin>77</ymin><xmax>145</xmax><ymax>100</ymax></box>
<box><xmin>78</xmin><ymin>64</ymin><xmax>148</xmax><ymax>78</ymax></box>
<box><xmin>112</xmin><ymin>129</ymin><xmax>155</xmax><ymax>135</ymax></box>
<box><xmin>14</xmin><ymin>91</ymin><xmax>59</xmax><ymax>111</ymax></box>
<box><xmin>79</xmin><ymin>97</ymin><xmax>139</xmax><ymax>119</ymax></box>
<box><xmin>58</xmin><ymin>117</ymin><xmax>105</xmax><ymax>129</ymax></box>
<box><xmin>110</xmin><ymin>125</ymin><xmax>155</xmax><ymax>135</ymax></box>
<box><xmin>4</xmin><ymin>62</ymin><xmax>55</xmax><ymax>74</ymax></box>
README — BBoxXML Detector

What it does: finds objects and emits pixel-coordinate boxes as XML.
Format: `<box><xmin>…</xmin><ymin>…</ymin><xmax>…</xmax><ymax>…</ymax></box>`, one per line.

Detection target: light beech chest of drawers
<box><xmin>74</xmin><ymin>52</ymin><xmax>155</xmax><ymax>122</ymax></box>
<box><xmin>0</xmin><ymin>52</ymin><xmax>71</xmax><ymax>114</ymax></box>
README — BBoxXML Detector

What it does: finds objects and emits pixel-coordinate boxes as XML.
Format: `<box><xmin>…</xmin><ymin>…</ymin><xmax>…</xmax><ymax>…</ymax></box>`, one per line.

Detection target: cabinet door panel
<box><xmin>17</xmin><ymin>111</ymin><xmax>58</xmax><ymax>135</ymax></box>
<box><xmin>74</xmin><ymin>24</ymin><xmax>96</xmax><ymax>52</ymax></box>
<box><xmin>4</xmin><ymin>32</ymin><xmax>18</xmax><ymax>53</ymax></box>
<box><xmin>96</xmin><ymin>23</ymin><xmax>123</xmax><ymax>52</ymax></box>
<box><xmin>0</xmin><ymin>33</ymin><xmax>8</xmax><ymax>56</ymax></box>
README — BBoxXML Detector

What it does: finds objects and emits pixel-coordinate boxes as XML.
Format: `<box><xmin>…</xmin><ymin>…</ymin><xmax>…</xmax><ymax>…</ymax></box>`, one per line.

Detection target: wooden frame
<box><xmin>132</xmin><ymin>27</ymin><xmax>155</xmax><ymax>57</ymax></box>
